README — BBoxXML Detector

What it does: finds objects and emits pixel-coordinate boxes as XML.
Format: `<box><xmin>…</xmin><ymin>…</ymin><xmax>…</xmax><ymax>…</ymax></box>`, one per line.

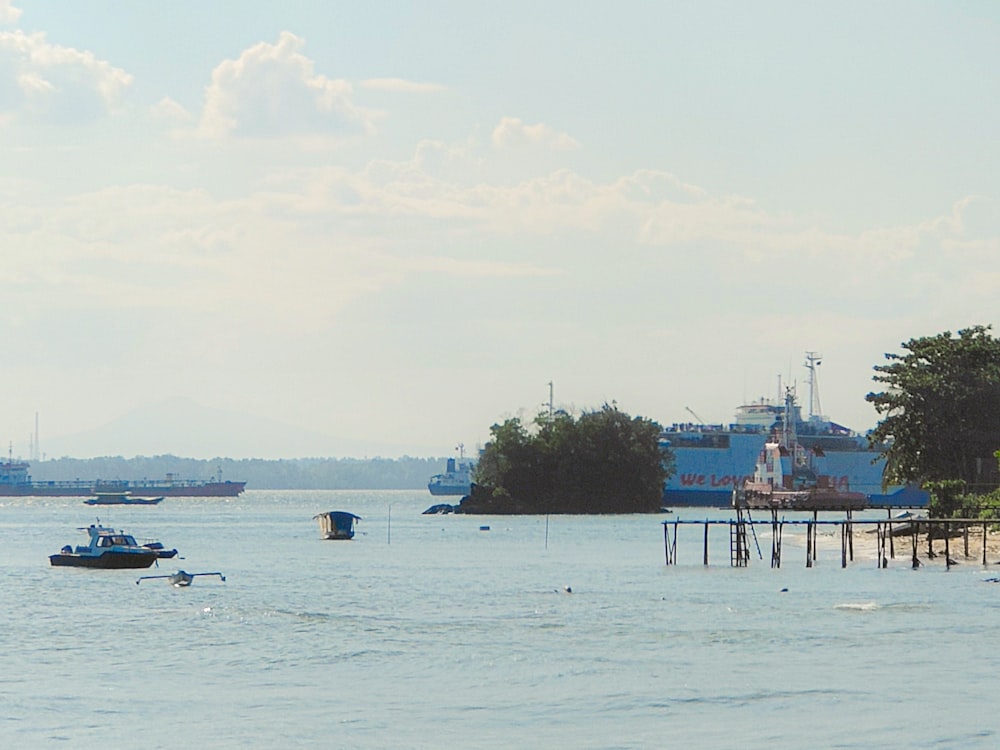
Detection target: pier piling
<box><xmin>661</xmin><ymin>515</ymin><xmax>996</xmax><ymax>571</ymax></box>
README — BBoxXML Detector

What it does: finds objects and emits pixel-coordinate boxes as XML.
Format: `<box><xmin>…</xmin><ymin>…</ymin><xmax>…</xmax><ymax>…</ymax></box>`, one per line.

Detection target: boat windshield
<box><xmin>99</xmin><ymin>534</ymin><xmax>137</xmax><ymax>546</ymax></box>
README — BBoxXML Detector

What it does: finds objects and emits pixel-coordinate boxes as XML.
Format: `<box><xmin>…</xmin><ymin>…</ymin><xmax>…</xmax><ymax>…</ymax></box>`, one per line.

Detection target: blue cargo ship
<box><xmin>660</xmin><ymin>354</ymin><xmax>928</xmax><ymax>509</ymax></box>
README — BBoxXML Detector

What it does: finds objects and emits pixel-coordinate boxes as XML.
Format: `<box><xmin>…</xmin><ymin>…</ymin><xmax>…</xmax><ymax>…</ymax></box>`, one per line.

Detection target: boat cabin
<box><xmin>313</xmin><ymin>511</ymin><xmax>361</xmax><ymax>540</ymax></box>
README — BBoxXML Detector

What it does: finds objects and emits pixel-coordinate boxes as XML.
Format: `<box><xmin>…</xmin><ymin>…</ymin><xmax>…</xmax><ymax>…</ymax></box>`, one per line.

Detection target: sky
<box><xmin>1</xmin><ymin>1</ymin><xmax>998</xmax><ymax>460</ymax></box>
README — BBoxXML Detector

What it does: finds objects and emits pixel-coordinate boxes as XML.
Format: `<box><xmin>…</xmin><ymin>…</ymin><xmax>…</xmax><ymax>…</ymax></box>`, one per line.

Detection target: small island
<box><xmin>428</xmin><ymin>403</ymin><xmax>672</xmax><ymax>515</ymax></box>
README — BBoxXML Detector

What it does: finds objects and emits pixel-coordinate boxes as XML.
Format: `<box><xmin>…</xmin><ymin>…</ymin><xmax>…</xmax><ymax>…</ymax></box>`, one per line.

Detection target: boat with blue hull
<box><xmin>660</xmin><ymin>354</ymin><xmax>929</xmax><ymax>509</ymax></box>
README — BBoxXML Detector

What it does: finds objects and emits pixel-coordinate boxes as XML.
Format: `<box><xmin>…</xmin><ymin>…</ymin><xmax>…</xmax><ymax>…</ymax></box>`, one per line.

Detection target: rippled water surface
<box><xmin>3</xmin><ymin>491</ymin><xmax>999</xmax><ymax>748</ymax></box>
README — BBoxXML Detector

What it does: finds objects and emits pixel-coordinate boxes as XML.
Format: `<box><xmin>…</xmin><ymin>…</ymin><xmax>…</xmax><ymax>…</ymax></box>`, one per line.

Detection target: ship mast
<box><xmin>804</xmin><ymin>351</ymin><xmax>823</xmax><ymax>421</ymax></box>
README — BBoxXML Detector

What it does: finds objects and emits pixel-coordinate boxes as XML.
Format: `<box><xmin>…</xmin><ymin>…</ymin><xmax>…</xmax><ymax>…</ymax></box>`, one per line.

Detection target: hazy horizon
<box><xmin>2</xmin><ymin>1</ymin><xmax>997</xmax><ymax>461</ymax></box>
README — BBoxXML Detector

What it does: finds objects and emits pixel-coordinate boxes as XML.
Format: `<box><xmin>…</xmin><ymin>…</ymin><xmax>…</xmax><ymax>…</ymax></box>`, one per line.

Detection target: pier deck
<box><xmin>662</xmin><ymin>513</ymin><xmax>999</xmax><ymax>569</ymax></box>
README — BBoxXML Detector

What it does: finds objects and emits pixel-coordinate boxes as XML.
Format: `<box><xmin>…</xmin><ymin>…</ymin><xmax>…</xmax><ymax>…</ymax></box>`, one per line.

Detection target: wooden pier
<box><xmin>662</xmin><ymin>511</ymin><xmax>999</xmax><ymax>569</ymax></box>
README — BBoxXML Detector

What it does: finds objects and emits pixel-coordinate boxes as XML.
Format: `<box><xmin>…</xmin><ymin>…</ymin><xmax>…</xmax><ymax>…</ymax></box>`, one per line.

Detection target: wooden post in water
<box><xmin>888</xmin><ymin>508</ymin><xmax>895</xmax><ymax>559</ymax></box>
<box><xmin>840</xmin><ymin>523</ymin><xmax>847</xmax><ymax>568</ymax></box>
<box><xmin>876</xmin><ymin>523</ymin><xmax>888</xmax><ymax>569</ymax></box>
<box><xmin>806</xmin><ymin>521</ymin><xmax>813</xmax><ymax>568</ymax></box>
<box><xmin>945</xmin><ymin>522</ymin><xmax>951</xmax><ymax>569</ymax></box>
<box><xmin>911</xmin><ymin>524</ymin><xmax>920</xmax><ymax>569</ymax></box>
<box><xmin>812</xmin><ymin>511</ymin><xmax>819</xmax><ymax>563</ymax></box>
<box><xmin>771</xmin><ymin>515</ymin><xmax>782</xmax><ymax>569</ymax></box>
<box><xmin>847</xmin><ymin>508</ymin><xmax>854</xmax><ymax>561</ymax></box>
<box><xmin>663</xmin><ymin>523</ymin><xmax>671</xmax><ymax>565</ymax></box>
<box><xmin>703</xmin><ymin>521</ymin><xmax>709</xmax><ymax>566</ymax></box>
<box><xmin>964</xmin><ymin>524</ymin><xmax>969</xmax><ymax>558</ymax></box>
<box><xmin>984</xmin><ymin>523</ymin><xmax>989</xmax><ymax>566</ymax></box>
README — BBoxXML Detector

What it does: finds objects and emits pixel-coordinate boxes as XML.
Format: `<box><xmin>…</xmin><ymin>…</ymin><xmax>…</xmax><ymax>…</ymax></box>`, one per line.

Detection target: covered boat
<box><xmin>313</xmin><ymin>511</ymin><xmax>361</xmax><ymax>540</ymax></box>
<box><xmin>49</xmin><ymin>524</ymin><xmax>165</xmax><ymax>569</ymax></box>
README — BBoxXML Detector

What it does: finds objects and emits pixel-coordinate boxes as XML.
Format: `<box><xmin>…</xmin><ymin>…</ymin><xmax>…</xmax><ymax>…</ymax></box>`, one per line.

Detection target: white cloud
<box><xmin>0</xmin><ymin>30</ymin><xmax>132</xmax><ymax>124</ymax></box>
<box><xmin>0</xmin><ymin>1</ymin><xmax>21</xmax><ymax>25</ymax></box>
<box><xmin>198</xmin><ymin>31</ymin><xmax>373</xmax><ymax>140</ymax></box>
<box><xmin>360</xmin><ymin>77</ymin><xmax>447</xmax><ymax>94</ymax></box>
<box><xmin>150</xmin><ymin>96</ymin><xmax>194</xmax><ymax>124</ymax></box>
<box><xmin>491</xmin><ymin>116</ymin><xmax>581</xmax><ymax>151</ymax></box>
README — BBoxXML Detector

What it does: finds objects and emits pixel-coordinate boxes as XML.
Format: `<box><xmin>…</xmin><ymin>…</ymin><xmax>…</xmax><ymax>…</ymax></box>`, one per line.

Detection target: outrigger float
<box><xmin>136</xmin><ymin>570</ymin><xmax>226</xmax><ymax>587</ymax></box>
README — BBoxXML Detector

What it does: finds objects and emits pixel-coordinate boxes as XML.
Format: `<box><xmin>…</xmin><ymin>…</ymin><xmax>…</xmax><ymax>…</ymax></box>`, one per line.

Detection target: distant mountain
<box><xmin>40</xmin><ymin>397</ymin><xmax>431</xmax><ymax>459</ymax></box>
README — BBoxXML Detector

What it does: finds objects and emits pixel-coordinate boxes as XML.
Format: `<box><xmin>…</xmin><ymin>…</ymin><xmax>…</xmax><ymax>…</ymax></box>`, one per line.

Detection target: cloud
<box><xmin>491</xmin><ymin>116</ymin><xmax>580</xmax><ymax>151</ymax></box>
<box><xmin>0</xmin><ymin>30</ymin><xmax>132</xmax><ymax>124</ymax></box>
<box><xmin>198</xmin><ymin>31</ymin><xmax>373</xmax><ymax>140</ymax></box>
<box><xmin>0</xmin><ymin>1</ymin><xmax>21</xmax><ymax>25</ymax></box>
<box><xmin>360</xmin><ymin>77</ymin><xmax>447</xmax><ymax>94</ymax></box>
<box><xmin>150</xmin><ymin>96</ymin><xmax>194</xmax><ymax>124</ymax></box>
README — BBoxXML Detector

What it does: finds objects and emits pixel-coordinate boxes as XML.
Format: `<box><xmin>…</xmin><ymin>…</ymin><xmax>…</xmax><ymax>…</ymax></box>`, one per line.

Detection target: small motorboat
<box><xmin>84</xmin><ymin>492</ymin><xmax>164</xmax><ymax>505</ymax></box>
<box><xmin>141</xmin><ymin>541</ymin><xmax>179</xmax><ymax>559</ymax></box>
<box><xmin>49</xmin><ymin>524</ymin><xmax>162</xmax><ymax>569</ymax></box>
<box><xmin>313</xmin><ymin>511</ymin><xmax>361</xmax><ymax>540</ymax></box>
<box><xmin>136</xmin><ymin>570</ymin><xmax>226</xmax><ymax>587</ymax></box>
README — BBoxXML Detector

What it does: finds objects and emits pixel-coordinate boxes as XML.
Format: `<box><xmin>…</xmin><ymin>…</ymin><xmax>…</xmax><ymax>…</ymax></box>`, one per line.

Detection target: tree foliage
<box><xmin>466</xmin><ymin>404</ymin><xmax>672</xmax><ymax>514</ymax></box>
<box><xmin>866</xmin><ymin>326</ymin><xmax>1000</xmax><ymax>491</ymax></box>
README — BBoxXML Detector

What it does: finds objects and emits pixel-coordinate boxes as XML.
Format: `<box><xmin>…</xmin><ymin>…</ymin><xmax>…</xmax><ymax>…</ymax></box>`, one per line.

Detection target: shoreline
<box><xmin>802</xmin><ymin>523</ymin><xmax>1000</xmax><ymax>567</ymax></box>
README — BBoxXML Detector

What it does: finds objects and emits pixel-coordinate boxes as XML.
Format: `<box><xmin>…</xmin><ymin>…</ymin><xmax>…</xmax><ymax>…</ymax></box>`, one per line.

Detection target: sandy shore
<box><xmin>804</xmin><ymin>522</ymin><xmax>1000</xmax><ymax>568</ymax></box>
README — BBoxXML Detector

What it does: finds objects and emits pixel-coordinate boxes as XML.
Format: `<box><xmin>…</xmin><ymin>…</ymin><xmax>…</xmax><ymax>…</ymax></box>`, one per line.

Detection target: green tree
<box><xmin>466</xmin><ymin>404</ymin><xmax>672</xmax><ymax>514</ymax></box>
<box><xmin>866</xmin><ymin>326</ymin><xmax>1000</xmax><ymax>491</ymax></box>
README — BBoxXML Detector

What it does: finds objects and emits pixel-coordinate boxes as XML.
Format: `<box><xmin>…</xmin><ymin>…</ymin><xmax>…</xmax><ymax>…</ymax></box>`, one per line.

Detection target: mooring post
<box><xmin>945</xmin><ymin>522</ymin><xmax>951</xmax><ymax>569</ymax></box>
<box><xmin>812</xmin><ymin>511</ymin><xmax>819</xmax><ymax>562</ymax></box>
<box><xmin>984</xmin><ymin>523</ymin><xmax>989</xmax><ymax>566</ymax></box>
<box><xmin>911</xmin><ymin>525</ymin><xmax>920</xmax><ymax>569</ymax></box>
<box><xmin>847</xmin><ymin>509</ymin><xmax>854</xmax><ymax>561</ymax></box>
<box><xmin>840</xmin><ymin>523</ymin><xmax>847</xmax><ymax>568</ymax></box>
<box><xmin>964</xmin><ymin>524</ymin><xmax>969</xmax><ymax>558</ymax></box>
<box><xmin>879</xmin><ymin>524</ymin><xmax>889</xmax><ymax>569</ymax></box>
<box><xmin>703</xmin><ymin>521</ymin><xmax>709</xmax><ymax>566</ymax></box>
<box><xmin>664</xmin><ymin>523</ymin><xmax>670</xmax><ymax>566</ymax></box>
<box><xmin>886</xmin><ymin>508</ymin><xmax>895</xmax><ymax>559</ymax></box>
<box><xmin>806</xmin><ymin>521</ymin><xmax>813</xmax><ymax>568</ymax></box>
<box><xmin>771</xmin><ymin>515</ymin><xmax>782</xmax><ymax>569</ymax></box>
<box><xmin>928</xmin><ymin>522</ymin><xmax>934</xmax><ymax>558</ymax></box>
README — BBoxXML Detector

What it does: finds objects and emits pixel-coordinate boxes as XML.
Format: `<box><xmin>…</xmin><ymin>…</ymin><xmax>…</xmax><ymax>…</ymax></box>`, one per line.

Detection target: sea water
<box><xmin>2</xmin><ymin>491</ymin><xmax>998</xmax><ymax>749</ymax></box>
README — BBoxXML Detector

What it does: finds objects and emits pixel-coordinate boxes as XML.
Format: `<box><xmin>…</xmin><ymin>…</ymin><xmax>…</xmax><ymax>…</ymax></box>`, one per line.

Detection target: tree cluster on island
<box><xmin>867</xmin><ymin>324</ymin><xmax>1000</xmax><ymax>519</ymax></box>
<box><xmin>453</xmin><ymin>403</ymin><xmax>672</xmax><ymax>515</ymax></box>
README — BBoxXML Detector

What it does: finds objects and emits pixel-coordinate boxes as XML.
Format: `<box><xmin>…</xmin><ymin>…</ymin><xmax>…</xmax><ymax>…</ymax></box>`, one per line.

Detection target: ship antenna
<box><xmin>805</xmin><ymin>351</ymin><xmax>823</xmax><ymax>420</ymax></box>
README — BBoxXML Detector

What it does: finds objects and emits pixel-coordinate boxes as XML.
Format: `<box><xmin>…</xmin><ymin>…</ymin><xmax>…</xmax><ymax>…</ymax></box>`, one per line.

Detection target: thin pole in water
<box><xmin>387</xmin><ymin>504</ymin><xmax>392</xmax><ymax>545</ymax></box>
<box><xmin>545</xmin><ymin>514</ymin><xmax>549</xmax><ymax>549</ymax></box>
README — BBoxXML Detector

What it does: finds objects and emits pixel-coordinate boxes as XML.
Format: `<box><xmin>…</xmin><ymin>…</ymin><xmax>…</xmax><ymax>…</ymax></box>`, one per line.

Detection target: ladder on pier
<box><xmin>730</xmin><ymin>514</ymin><xmax>749</xmax><ymax>567</ymax></box>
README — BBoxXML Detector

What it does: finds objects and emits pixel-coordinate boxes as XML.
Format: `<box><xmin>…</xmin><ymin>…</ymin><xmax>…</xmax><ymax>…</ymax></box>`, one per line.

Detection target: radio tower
<box><xmin>804</xmin><ymin>351</ymin><xmax>823</xmax><ymax>421</ymax></box>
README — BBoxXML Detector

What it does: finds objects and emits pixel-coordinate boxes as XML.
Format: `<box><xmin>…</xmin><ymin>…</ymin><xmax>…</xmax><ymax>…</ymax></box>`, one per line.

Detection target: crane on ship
<box><xmin>685</xmin><ymin>407</ymin><xmax>706</xmax><ymax>424</ymax></box>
